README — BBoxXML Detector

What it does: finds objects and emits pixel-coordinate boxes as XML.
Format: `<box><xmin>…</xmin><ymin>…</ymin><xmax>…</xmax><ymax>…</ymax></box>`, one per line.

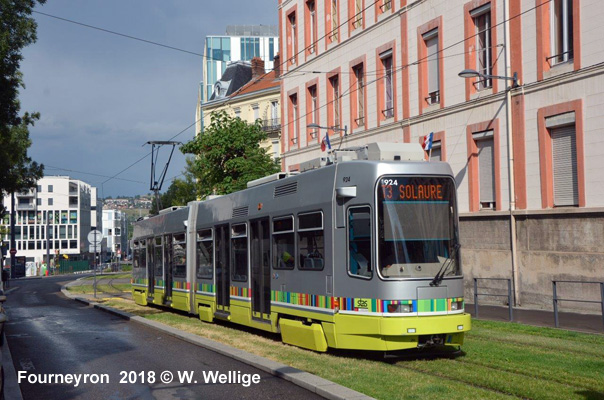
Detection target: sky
<box><xmin>19</xmin><ymin>0</ymin><xmax>278</xmax><ymax>198</ymax></box>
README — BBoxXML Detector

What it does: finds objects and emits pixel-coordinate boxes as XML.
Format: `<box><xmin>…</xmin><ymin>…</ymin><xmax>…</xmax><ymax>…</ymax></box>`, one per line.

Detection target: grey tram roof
<box><xmin>139</xmin><ymin>142</ymin><xmax>454</xmax><ymax>226</ymax></box>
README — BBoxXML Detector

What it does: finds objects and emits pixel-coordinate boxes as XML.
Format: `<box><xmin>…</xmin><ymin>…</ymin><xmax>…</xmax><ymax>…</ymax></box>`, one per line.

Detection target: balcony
<box><xmin>261</xmin><ymin>118</ymin><xmax>281</xmax><ymax>132</ymax></box>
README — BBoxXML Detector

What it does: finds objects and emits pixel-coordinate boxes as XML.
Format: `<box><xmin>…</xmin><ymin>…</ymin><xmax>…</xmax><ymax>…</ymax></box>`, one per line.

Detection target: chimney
<box><xmin>273</xmin><ymin>53</ymin><xmax>280</xmax><ymax>78</ymax></box>
<box><xmin>251</xmin><ymin>57</ymin><xmax>265</xmax><ymax>79</ymax></box>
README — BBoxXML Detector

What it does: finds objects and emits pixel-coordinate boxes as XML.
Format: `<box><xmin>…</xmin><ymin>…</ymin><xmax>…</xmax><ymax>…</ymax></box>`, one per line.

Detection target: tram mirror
<box><xmin>336</xmin><ymin>186</ymin><xmax>357</xmax><ymax>198</ymax></box>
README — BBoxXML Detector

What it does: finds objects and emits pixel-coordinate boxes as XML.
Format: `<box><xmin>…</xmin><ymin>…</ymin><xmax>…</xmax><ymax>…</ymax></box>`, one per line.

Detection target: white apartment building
<box><xmin>102</xmin><ymin>209</ymin><xmax>128</xmax><ymax>261</ymax></box>
<box><xmin>1</xmin><ymin>176</ymin><xmax>97</xmax><ymax>266</ymax></box>
<box><xmin>278</xmin><ymin>0</ymin><xmax>604</xmax><ymax>312</ymax></box>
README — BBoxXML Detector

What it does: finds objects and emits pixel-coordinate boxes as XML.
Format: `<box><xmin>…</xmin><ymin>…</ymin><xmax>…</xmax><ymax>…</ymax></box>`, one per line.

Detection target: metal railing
<box><xmin>261</xmin><ymin>118</ymin><xmax>280</xmax><ymax>132</ymax></box>
<box><xmin>552</xmin><ymin>280</ymin><xmax>604</xmax><ymax>329</ymax></box>
<box><xmin>473</xmin><ymin>278</ymin><xmax>513</xmax><ymax>321</ymax></box>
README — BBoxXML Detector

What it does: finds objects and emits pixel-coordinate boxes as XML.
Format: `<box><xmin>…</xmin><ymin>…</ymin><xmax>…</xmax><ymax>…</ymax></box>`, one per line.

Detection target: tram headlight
<box><xmin>450</xmin><ymin>301</ymin><xmax>463</xmax><ymax>311</ymax></box>
<box><xmin>400</xmin><ymin>304</ymin><xmax>412</xmax><ymax>313</ymax></box>
<box><xmin>387</xmin><ymin>303</ymin><xmax>413</xmax><ymax>313</ymax></box>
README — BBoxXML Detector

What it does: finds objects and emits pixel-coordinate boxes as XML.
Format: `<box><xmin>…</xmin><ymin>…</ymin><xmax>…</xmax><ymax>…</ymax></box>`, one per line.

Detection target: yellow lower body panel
<box><xmin>327</xmin><ymin>313</ymin><xmax>471</xmax><ymax>351</ymax></box>
<box><xmin>280</xmin><ymin>319</ymin><xmax>328</xmax><ymax>352</ymax></box>
<box><xmin>152</xmin><ymin>288</ymin><xmax>165</xmax><ymax>305</ymax></box>
<box><xmin>170</xmin><ymin>292</ymin><xmax>190</xmax><ymax>312</ymax></box>
<box><xmin>132</xmin><ymin>287</ymin><xmax>147</xmax><ymax>306</ymax></box>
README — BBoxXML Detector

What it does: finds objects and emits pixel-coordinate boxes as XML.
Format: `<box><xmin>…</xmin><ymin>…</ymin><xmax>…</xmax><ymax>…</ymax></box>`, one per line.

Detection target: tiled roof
<box><xmin>231</xmin><ymin>70</ymin><xmax>279</xmax><ymax>98</ymax></box>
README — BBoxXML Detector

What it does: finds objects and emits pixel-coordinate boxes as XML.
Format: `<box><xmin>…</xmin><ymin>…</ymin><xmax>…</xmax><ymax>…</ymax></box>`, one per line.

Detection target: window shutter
<box><xmin>430</xmin><ymin>146</ymin><xmax>441</xmax><ymax>162</ymax></box>
<box><xmin>426</xmin><ymin>35</ymin><xmax>439</xmax><ymax>94</ymax></box>
<box><xmin>477</xmin><ymin>138</ymin><xmax>495</xmax><ymax>205</ymax></box>
<box><xmin>551</xmin><ymin>125</ymin><xmax>578</xmax><ymax>206</ymax></box>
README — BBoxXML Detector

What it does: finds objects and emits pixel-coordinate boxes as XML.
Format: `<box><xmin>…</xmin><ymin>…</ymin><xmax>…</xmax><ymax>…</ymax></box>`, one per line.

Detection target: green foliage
<box><xmin>0</xmin><ymin>0</ymin><xmax>46</xmax><ymax>203</ymax></box>
<box><xmin>181</xmin><ymin>111</ymin><xmax>280</xmax><ymax>199</ymax></box>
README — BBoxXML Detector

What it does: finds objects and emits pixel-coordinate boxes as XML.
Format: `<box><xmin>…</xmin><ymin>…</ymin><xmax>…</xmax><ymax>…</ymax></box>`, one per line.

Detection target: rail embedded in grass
<box><xmin>99</xmin><ymin>298</ymin><xmax>604</xmax><ymax>400</ymax></box>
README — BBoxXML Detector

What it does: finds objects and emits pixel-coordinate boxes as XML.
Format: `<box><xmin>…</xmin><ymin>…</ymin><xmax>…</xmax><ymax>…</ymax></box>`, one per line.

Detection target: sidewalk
<box><xmin>466</xmin><ymin>302</ymin><xmax>604</xmax><ymax>334</ymax></box>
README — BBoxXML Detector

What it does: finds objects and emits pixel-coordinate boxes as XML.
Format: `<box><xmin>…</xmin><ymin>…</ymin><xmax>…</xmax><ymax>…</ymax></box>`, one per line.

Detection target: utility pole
<box><xmin>10</xmin><ymin>192</ymin><xmax>15</xmax><ymax>279</ymax></box>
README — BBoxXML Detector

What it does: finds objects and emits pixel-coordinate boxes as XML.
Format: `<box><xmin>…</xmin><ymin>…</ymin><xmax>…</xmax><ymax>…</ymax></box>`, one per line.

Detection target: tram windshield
<box><xmin>377</xmin><ymin>176</ymin><xmax>460</xmax><ymax>279</ymax></box>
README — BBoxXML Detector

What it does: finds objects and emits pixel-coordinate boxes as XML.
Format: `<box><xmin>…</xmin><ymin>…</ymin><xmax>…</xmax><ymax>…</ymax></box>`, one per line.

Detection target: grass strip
<box><xmin>98</xmin><ymin>298</ymin><xmax>604</xmax><ymax>400</ymax></box>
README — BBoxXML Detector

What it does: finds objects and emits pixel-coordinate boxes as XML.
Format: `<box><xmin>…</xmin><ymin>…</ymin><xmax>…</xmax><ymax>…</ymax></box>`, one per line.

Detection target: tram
<box><xmin>131</xmin><ymin>142</ymin><xmax>471</xmax><ymax>352</ymax></box>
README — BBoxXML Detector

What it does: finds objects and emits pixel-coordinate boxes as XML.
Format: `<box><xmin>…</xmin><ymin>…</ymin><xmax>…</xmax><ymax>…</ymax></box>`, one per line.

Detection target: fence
<box><xmin>56</xmin><ymin>260</ymin><xmax>91</xmax><ymax>275</ymax></box>
<box><xmin>473</xmin><ymin>278</ymin><xmax>513</xmax><ymax>321</ymax></box>
<box><xmin>552</xmin><ymin>280</ymin><xmax>604</xmax><ymax>329</ymax></box>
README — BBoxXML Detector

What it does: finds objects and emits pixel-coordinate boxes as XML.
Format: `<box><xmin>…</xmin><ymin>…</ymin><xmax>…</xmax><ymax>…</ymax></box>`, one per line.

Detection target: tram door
<box><xmin>164</xmin><ymin>234</ymin><xmax>173</xmax><ymax>303</ymax></box>
<box><xmin>250</xmin><ymin>218</ymin><xmax>271</xmax><ymax>321</ymax></box>
<box><xmin>215</xmin><ymin>224</ymin><xmax>230</xmax><ymax>312</ymax></box>
<box><xmin>146</xmin><ymin>238</ymin><xmax>154</xmax><ymax>298</ymax></box>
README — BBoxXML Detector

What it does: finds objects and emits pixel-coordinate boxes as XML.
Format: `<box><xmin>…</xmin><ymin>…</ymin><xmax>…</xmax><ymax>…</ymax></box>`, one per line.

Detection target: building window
<box><xmin>474</xmin><ymin>131</ymin><xmax>496</xmax><ymax>210</ymax></box>
<box><xmin>331</xmin><ymin>0</ymin><xmax>339</xmax><ymax>41</ymax></box>
<box><xmin>430</xmin><ymin>141</ymin><xmax>442</xmax><ymax>161</ymax></box>
<box><xmin>48</xmin><ymin>185</ymin><xmax>53</xmax><ymax>193</ymax></box>
<box><xmin>287</xmin><ymin>10</ymin><xmax>297</xmax><ymax>66</ymax></box>
<box><xmin>252</xmin><ymin>105</ymin><xmax>259</xmax><ymax>121</ymax></box>
<box><xmin>37</xmin><ymin>198</ymin><xmax>42</xmax><ymax>206</ymax></box>
<box><xmin>115</xmin><ymin>228</ymin><xmax>121</xmax><ymax>236</ymax></box>
<box><xmin>48</xmin><ymin>198</ymin><xmax>53</xmax><ymax>206</ymax></box>
<box><xmin>380</xmin><ymin>51</ymin><xmax>394</xmax><ymax>119</ymax></box>
<box><xmin>472</xmin><ymin>4</ymin><xmax>492</xmax><ymax>89</ymax></box>
<box><xmin>307</xmin><ymin>84</ymin><xmax>319</xmax><ymax>142</ymax></box>
<box><xmin>352</xmin><ymin>63</ymin><xmax>365</xmax><ymax>128</ymax></box>
<box><xmin>329</xmin><ymin>75</ymin><xmax>340</xmax><ymax>128</ymax></box>
<box><xmin>537</xmin><ymin>101</ymin><xmax>584</xmax><ymax>208</ymax></box>
<box><xmin>326</xmin><ymin>0</ymin><xmax>339</xmax><ymax>44</ymax></box>
<box><xmin>307</xmin><ymin>1</ymin><xmax>317</xmax><ymax>55</ymax></box>
<box><xmin>350</xmin><ymin>0</ymin><xmax>363</xmax><ymax>30</ymax></box>
<box><xmin>37</xmin><ymin>185</ymin><xmax>42</xmax><ymax>192</ymax></box>
<box><xmin>550</xmin><ymin>0</ymin><xmax>574</xmax><ymax>65</ymax></box>
<box><xmin>424</xmin><ymin>29</ymin><xmax>440</xmax><ymax>105</ymax></box>
<box><xmin>377</xmin><ymin>0</ymin><xmax>392</xmax><ymax>19</ymax></box>
<box><xmin>288</xmin><ymin>93</ymin><xmax>299</xmax><ymax>146</ymax></box>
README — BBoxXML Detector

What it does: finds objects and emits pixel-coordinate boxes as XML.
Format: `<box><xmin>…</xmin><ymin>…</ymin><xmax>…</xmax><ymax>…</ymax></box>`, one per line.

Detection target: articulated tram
<box><xmin>131</xmin><ymin>142</ymin><xmax>471</xmax><ymax>352</ymax></box>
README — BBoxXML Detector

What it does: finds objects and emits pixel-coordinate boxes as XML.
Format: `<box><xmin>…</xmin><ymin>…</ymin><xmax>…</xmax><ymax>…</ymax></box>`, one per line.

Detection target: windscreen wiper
<box><xmin>430</xmin><ymin>244</ymin><xmax>460</xmax><ymax>287</ymax></box>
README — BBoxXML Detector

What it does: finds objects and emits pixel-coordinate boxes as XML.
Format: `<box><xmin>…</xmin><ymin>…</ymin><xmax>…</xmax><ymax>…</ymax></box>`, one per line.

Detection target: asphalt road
<box><xmin>4</xmin><ymin>276</ymin><xmax>321</xmax><ymax>400</ymax></box>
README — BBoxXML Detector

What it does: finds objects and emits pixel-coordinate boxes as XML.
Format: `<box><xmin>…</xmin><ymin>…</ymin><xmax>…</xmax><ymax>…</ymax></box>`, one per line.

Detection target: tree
<box><xmin>0</xmin><ymin>0</ymin><xmax>46</xmax><ymax>215</ymax></box>
<box><xmin>150</xmin><ymin>158</ymin><xmax>197</xmax><ymax>213</ymax></box>
<box><xmin>181</xmin><ymin>111</ymin><xmax>280</xmax><ymax>199</ymax></box>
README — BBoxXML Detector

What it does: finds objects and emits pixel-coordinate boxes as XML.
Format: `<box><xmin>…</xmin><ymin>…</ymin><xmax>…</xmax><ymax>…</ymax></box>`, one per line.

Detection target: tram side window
<box><xmin>298</xmin><ymin>212</ymin><xmax>324</xmax><ymax>270</ymax></box>
<box><xmin>197</xmin><ymin>229</ymin><xmax>213</xmax><ymax>279</ymax></box>
<box><xmin>172</xmin><ymin>233</ymin><xmax>187</xmax><ymax>279</ymax></box>
<box><xmin>154</xmin><ymin>237</ymin><xmax>163</xmax><ymax>277</ymax></box>
<box><xmin>273</xmin><ymin>216</ymin><xmax>295</xmax><ymax>269</ymax></box>
<box><xmin>132</xmin><ymin>242</ymin><xmax>140</xmax><ymax>269</ymax></box>
<box><xmin>348</xmin><ymin>207</ymin><xmax>372</xmax><ymax>278</ymax></box>
<box><xmin>147</xmin><ymin>238</ymin><xmax>154</xmax><ymax>272</ymax></box>
<box><xmin>231</xmin><ymin>224</ymin><xmax>248</xmax><ymax>281</ymax></box>
<box><xmin>139</xmin><ymin>241</ymin><xmax>147</xmax><ymax>270</ymax></box>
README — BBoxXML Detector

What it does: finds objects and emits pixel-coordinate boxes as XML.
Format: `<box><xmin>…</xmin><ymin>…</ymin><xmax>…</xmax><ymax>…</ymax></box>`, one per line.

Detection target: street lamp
<box><xmin>307</xmin><ymin>123</ymin><xmax>348</xmax><ymax>137</ymax></box>
<box><xmin>459</xmin><ymin>66</ymin><xmax>520</xmax><ymax>306</ymax></box>
<box><xmin>458</xmin><ymin>69</ymin><xmax>519</xmax><ymax>89</ymax></box>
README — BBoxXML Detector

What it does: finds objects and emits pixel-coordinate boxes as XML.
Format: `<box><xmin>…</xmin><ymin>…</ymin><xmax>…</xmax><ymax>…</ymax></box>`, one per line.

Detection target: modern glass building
<box><xmin>201</xmin><ymin>25</ymin><xmax>279</xmax><ymax>103</ymax></box>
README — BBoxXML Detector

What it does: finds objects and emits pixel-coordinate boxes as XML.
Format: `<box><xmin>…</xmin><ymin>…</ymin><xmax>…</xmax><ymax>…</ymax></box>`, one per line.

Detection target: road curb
<box><xmin>60</xmin><ymin>286</ymin><xmax>373</xmax><ymax>400</ymax></box>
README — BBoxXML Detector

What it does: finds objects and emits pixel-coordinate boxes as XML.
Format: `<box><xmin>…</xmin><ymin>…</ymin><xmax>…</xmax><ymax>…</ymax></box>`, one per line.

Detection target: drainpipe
<box><xmin>504</xmin><ymin>0</ymin><xmax>520</xmax><ymax>306</ymax></box>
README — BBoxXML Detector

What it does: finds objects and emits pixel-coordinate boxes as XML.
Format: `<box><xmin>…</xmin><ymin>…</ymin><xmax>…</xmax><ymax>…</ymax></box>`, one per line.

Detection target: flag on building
<box><xmin>422</xmin><ymin>132</ymin><xmax>434</xmax><ymax>151</ymax></box>
<box><xmin>321</xmin><ymin>133</ymin><xmax>332</xmax><ymax>152</ymax></box>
